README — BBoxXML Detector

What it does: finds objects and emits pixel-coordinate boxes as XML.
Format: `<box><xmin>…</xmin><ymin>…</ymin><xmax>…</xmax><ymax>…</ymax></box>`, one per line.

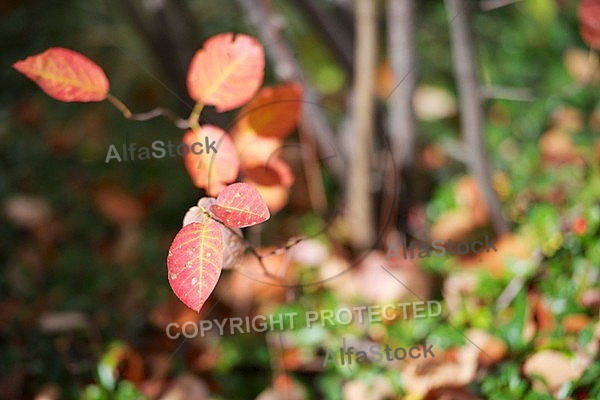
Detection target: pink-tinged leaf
<box><xmin>233</xmin><ymin>83</ymin><xmax>303</xmax><ymax>139</ymax></box>
<box><xmin>13</xmin><ymin>47</ymin><xmax>109</xmax><ymax>102</ymax></box>
<box><xmin>210</xmin><ymin>182</ymin><xmax>270</xmax><ymax>228</ymax></box>
<box><xmin>187</xmin><ymin>33</ymin><xmax>265</xmax><ymax>112</ymax></box>
<box><xmin>183</xmin><ymin>197</ymin><xmax>246</xmax><ymax>270</ymax></box>
<box><xmin>167</xmin><ymin>220</ymin><xmax>224</xmax><ymax>312</ymax></box>
<box><xmin>182</xmin><ymin>125</ymin><xmax>240</xmax><ymax>196</ymax></box>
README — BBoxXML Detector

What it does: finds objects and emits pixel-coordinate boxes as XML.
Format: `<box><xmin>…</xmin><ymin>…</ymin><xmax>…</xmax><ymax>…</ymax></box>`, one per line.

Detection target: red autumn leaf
<box><xmin>183</xmin><ymin>197</ymin><xmax>246</xmax><ymax>270</ymax></box>
<box><xmin>167</xmin><ymin>220</ymin><xmax>224</xmax><ymax>312</ymax></box>
<box><xmin>579</xmin><ymin>0</ymin><xmax>600</xmax><ymax>50</ymax></box>
<box><xmin>187</xmin><ymin>33</ymin><xmax>265</xmax><ymax>112</ymax></box>
<box><xmin>182</xmin><ymin>125</ymin><xmax>240</xmax><ymax>196</ymax></box>
<box><xmin>13</xmin><ymin>47</ymin><xmax>109</xmax><ymax>102</ymax></box>
<box><xmin>210</xmin><ymin>182</ymin><xmax>270</xmax><ymax>228</ymax></box>
<box><xmin>233</xmin><ymin>83</ymin><xmax>303</xmax><ymax>139</ymax></box>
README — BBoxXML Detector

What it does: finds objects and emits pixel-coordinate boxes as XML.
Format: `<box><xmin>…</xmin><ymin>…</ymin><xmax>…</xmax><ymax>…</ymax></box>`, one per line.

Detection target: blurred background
<box><xmin>1</xmin><ymin>0</ymin><xmax>600</xmax><ymax>398</ymax></box>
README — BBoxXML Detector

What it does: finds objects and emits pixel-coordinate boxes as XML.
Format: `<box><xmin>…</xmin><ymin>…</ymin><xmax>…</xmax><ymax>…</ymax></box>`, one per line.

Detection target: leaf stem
<box><xmin>106</xmin><ymin>93</ymin><xmax>189</xmax><ymax>129</ymax></box>
<box><xmin>107</xmin><ymin>93</ymin><xmax>132</xmax><ymax>118</ymax></box>
<box><xmin>198</xmin><ymin>203</ymin><xmax>291</xmax><ymax>286</ymax></box>
<box><xmin>188</xmin><ymin>102</ymin><xmax>204</xmax><ymax>131</ymax></box>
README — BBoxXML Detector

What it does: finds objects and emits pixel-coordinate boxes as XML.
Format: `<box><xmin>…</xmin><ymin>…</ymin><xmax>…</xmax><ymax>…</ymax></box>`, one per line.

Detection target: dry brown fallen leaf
<box><xmin>33</xmin><ymin>383</ymin><xmax>61</xmax><ymax>400</ymax></box>
<box><xmin>539</xmin><ymin>129</ymin><xmax>585</xmax><ymax>167</ymax></box>
<box><xmin>287</xmin><ymin>239</ymin><xmax>329</xmax><ymax>267</ymax></box>
<box><xmin>159</xmin><ymin>373</ymin><xmax>210</xmax><ymax>400</ymax></box>
<box><xmin>443</xmin><ymin>271</ymin><xmax>480</xmax><ymax>315</ymax></box>
<box><xmin>455</xmin><ymin>176</ymin><xmax>489</xmax><ymax>226</ymax></box>
<box><xmin>589</xmin><ymin>108</ymin><xmax>600</xmax><ymax>133</ymax></box>
<box><xmin>352</xmin><ymin>250</ymin><xmax>431</xmax><ymax>304</ymax></box>
<box><xmin>150</xmin><ymin>299</ymin><xmax>201</xmax><ymax>333</ymax></box>
<box><xmin>423</xmin><ymin>387</ymin><xmax>483</xmax><ymax>400</ymax></box>
<box><xmin>219</xmin><ymin>246</ymin><xmax>294</xmax><ymax>312</ymax></box>
<box><xmin>477</xmin><ymin>333</ymin><xmax>508</xmax><ymax>368</ymax></box>
<box><xmin>460</xmin><ymin>234</ymin><xmax>532</xmax><ymax>277</ymax></box>
<box><xmin>4</xmin><ymin>195</ymin><xmax>52</xmax><ymax>229</ymax></box>
<box><xmin>549</xmin><ymin>106</ymin><xmax>584</xmax><ymax>133</ymax></box>
<box><xmin>579</xmin><ymin>288</ymin><xmax>600</xmax><ymax>310</ymax></box>
<box><xmin>530</xmin><ymin>291</ymin><xmax>556</xmax><ymax>333</ymax></box>
<box><xmin>413</xmin><ymin>85</ymin><xmax>457</xmax><ymax>121</ymax></box>
<box><xmin>255</xmin><ymin>379</ymin><xmax>307</xmax><ymax>400</ymax></box>
<box><xmin>401</xmin><ymin>330</ymin><xmax>481</xmax><ymax>398</ymax></box>
<box><xmin>421</xmin><ymin>145</ymin><xmax>448</xmax><ymax>170</ymax></box>
<box><xmin>38</xmin><ymin>311</ymin><xmax>90</xmax><ymax>334</ymax></box>
<box><xmin>93</xmin><ymin>184</ymin><xmax>145</xmax><ymax>226</ymax></box>
<box><xmin>523</xmin><ymin>350</ymin><xmax>586</xmax><ymax>395</ymax></box>
<box><xmin>429</xmin><ymin>209</ymin><xmax>478</xmax><ymax>245</ymax></box>
<box><xmin>342</xmin><ymin>376</ymin><xmax>394</xmax><ymax>400</ymax></box>
<box><xmin>562</xmin><ymin>314</ymin><xmax>592</xmax><ymax>334</ymax></box>
<box><xmin>321</xmin><ymin>250</ymin><xmax>430</xmax><ymax>305</ymax></box>
<box><xmin>564</xmin><ymin>47</ymin><xmax>600</xmax><ymax>85</ymax></box>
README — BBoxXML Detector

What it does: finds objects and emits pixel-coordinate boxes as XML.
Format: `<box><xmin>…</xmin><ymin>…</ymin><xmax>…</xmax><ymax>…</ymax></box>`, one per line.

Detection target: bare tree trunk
<box><xmin>445</xmin><ymin>0</ymin><xmax>509</xmax><ymax>235</ymax></box>
<box><xmin>387</xmin><ymin>0</ymin><xmax>417</xmax><ymax>168</ymax></box>
<box><xmin>347</xmin><ymin>0</ymin><xmax>377</xmax><ymax>249</ymax></box>
<box><xmin>382</xmin><ymin>0</ymin><xmax>417</xmax><ymax>237</ymax></box>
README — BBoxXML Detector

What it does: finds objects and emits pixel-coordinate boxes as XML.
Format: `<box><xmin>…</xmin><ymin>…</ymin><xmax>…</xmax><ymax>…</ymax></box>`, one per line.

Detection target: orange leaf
<box><xmin>233</xmin><ymin>83</ymin><xmax>303</xmax><ymax>139</ymax></box>
<box><xmin>232</xmin><ymin>128</ymin><xmax>283</xmax><ymax>168</ymax></box>
<box><xmin>13</xmin><ymin>47</ymin><xmax>109</xmax><ymax>102</ymax></box>
<box><xmin>242</xmin><ymin>158</ymin><xmax>294</xmax><ymax>213</ymax></box>
<box><xmin>167</xmin><ymin>221</ymin><xmax>224</xmax><ymax>312</ymax></box>
<box><xmin>187</xmin><ymin>33</ymin><xmax>264</xmax><ymax>112</ymax></box>
<box><xmin>580</xmin><ymin>0</ymin><xmax>600</xmax><ymax>50</ymax></box>
<box><xmin>210</xmin><ymin>182</ymin><xmax>270</xmax><ymax>228</ymax></box>
<box><xmin>182</xmin><ymin>126</ymin><xmax>240</xmax><ymax>196</ymax></box>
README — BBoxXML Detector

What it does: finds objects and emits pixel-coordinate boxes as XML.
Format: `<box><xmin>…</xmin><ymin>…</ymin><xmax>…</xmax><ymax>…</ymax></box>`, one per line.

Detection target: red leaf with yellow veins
<box><xmin>187</xmin><ymin>33</ymin><xmax>264</xmax><ymax>112</ymax></box>
<box><xmin>167</xmin><ymin>220</ymin><xmax>223</xmax><ymax>312</ymax></box>
<box><xmin>13</xmin><ymin>47</ymin><xmax>109</xmax><ymax>102</ymax></box>
<box><xmin>210</xmin><ymin>182</ymin><xmax>270</xmax><ymax>228</ymax></box>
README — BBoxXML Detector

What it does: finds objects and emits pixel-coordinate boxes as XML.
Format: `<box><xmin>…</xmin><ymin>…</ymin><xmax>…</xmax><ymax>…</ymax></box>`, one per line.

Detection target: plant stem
<box><xmin>107</xmin><ymin>93</ymin><xmax>132</xmax><ymax>118</ymax></box>
<box><xmin>198</xmin><ymin>204</ymin><xmax>291</xmax><ymax>286</ymax></box>
<box><xmin>106</xmin><ymin>93</ymin><xmax>189</xmax><ymax>129</ymax></box>
<box><xmin>188</xmin><ymin>102</ymin><xmax>204</xmax><ymax>132</ymax></box>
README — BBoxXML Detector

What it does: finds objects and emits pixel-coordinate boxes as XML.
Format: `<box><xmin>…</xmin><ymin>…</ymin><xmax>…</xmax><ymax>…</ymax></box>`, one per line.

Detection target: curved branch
<box><xmin>107</xmin><ymin>94</ymin><xmax>189</xmax><ymax>129</ymax></box>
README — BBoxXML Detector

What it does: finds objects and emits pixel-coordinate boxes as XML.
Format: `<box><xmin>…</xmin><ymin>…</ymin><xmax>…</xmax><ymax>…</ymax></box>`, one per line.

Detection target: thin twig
<box><xmin>445</xmin><ymin>0</ymin><xmax>509</xmax><ymax>235</ymax></box>
<box><xmin>106</xmin><ymin>94</ymin><xmax>189</xmax><ymax>129</ymax></box>
<box><xmin>480</xmin><ymin>0</ymin><xmax>523</xmax><ymax>11</ymax></box>
<box><xmin>258</xmin><ymin>237</ymin><xmax>305</xmax><ymax>259</ymax></box>
<box><xmin>480</xmin><ymin>85</ymin><xmax>534</xmax><ymax>101</ymax></box>
<box><xmin>197</xmin><ymin>204</ymin><xmax>291</xmax><ymax>286</ymax></box>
